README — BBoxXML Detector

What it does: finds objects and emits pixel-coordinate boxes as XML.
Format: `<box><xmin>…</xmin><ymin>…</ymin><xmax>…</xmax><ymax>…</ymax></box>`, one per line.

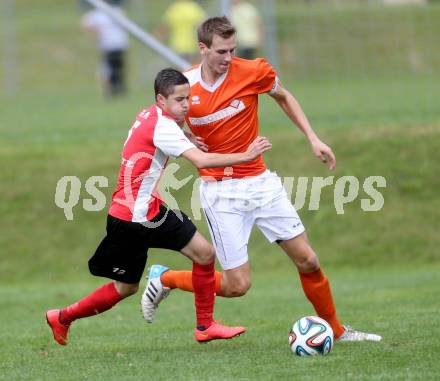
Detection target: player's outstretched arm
<box><xmin>181</xmin><ymin>136</ymin><xmax>272</xmax><ymax>169</ymax></box>
<box><xmin>269</xmin><ymin>83</ymin><xmax>336</xmax><ymax>170</ymax></box>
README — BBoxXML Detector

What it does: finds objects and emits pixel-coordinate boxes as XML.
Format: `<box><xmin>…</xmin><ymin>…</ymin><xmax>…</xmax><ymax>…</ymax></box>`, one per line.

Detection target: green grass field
<box><xmin>1</xmin><ymin>1</ymin><xmax>440</xmax><ymax>380</ymax></box>
<box><xmin>1</xmin><ymin>267</ymin><xmax>440</xmax><ymax>381</ymax></box>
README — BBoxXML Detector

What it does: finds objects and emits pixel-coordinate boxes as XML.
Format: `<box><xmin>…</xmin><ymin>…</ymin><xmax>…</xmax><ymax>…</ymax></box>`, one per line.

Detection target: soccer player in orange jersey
<box><xmin>141</xmin><ymin>17</ymin><xmax>381</xmax><ymax>342</ymax></box>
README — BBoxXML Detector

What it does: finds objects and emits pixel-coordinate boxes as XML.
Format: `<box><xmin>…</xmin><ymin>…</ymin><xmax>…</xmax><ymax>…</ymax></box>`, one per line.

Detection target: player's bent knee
<box><xmin>194</xmin><ymin>255</ymin><xmax>214</xmax><ymax>266</ymax></box>
<box><xmin>225</xmin><ymin>279</ymin><xmax>251</xmax><ymax>297</ymax></box>
<box><xmin>182</xmin><ymin>232</ymin><xmax>215</xmax><ymax>265</ymax></box>
<box><xmin>228</xmin><ymin>286</ymin><xmax>249</xmax><ymax>297</ymax></box>
<box><xmin>297</xmin><ymin>254</ymin><xmax>320</xmax><ymax>273</ymax></box>
<box><xmin>115</xmin><ymin>281</ymin><xmax>139</xmax><ymax>297</ymax></box>
<box><xmin>194</xmin><ymin>245</ymin><xmax>215</xmax><ymax>265</ymax></box>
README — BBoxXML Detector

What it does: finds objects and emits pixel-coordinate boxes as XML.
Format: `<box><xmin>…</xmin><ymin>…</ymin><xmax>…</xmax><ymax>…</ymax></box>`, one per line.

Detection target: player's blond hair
<box><xmin>197</xmin><ymin>16</ymin><xmax>236</xmax><ymax>48</ymax></box>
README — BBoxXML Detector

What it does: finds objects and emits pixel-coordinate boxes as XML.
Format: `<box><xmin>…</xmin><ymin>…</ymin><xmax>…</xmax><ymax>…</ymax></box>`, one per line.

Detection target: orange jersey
<box><xmin>184</xmin><ymin>57</ymin><xmax>277</xmax><ymax>180</ymax></box>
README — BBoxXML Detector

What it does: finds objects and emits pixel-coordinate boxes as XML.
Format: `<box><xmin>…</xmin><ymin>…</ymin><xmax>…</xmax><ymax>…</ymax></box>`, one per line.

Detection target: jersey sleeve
<box><xmin>253</xmin><ymin>58</ymin><xmax>278</xmax><ymax>94</ymax></box>
<box><xmin>153</xmin><ymin>120</ymin><xmax>196</xmax><ymax>158</ymax></box>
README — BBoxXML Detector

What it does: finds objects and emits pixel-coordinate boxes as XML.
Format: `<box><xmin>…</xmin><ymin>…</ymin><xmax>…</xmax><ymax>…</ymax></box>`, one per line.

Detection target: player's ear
<box><xmin>156</xmin><ymin>93</ymin><xmax>166</xmax><ymax>107</ymax></box>
<box><xmin>199</xmin><ymin>42</ymin><xmax>207</xmax><ymax>55</ymax></box>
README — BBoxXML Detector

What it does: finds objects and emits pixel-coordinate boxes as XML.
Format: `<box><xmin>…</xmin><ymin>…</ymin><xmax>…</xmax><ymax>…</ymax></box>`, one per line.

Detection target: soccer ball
<box><xmin>289</xmin><ymin>316</ymin><xmax>334</xmax><ymax>356</ymax></box>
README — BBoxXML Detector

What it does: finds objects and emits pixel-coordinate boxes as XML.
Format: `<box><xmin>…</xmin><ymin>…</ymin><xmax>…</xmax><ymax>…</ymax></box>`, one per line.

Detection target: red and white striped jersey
<box><xmin>109</xmin><ymin>104</ymin><xmax>195</xmax><ymax>222</ymax></box>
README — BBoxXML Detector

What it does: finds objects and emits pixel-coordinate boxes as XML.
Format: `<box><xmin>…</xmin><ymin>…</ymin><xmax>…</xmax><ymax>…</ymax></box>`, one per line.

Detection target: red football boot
<box><xmin>194</xmin><ymin>322</ymin><xmax>246</xmax><ymax>343</ymax></box>
<box><xmin>46</xmin><ymin>309</ymin><xmax>70</xmax><ymax>346</ymax></box>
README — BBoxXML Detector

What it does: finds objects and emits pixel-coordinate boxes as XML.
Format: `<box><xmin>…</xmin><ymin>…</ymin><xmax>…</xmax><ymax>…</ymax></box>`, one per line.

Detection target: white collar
<box><xmin>198</xmin><ymin>63</ymin><xmax>228</xmax><ymax>93</ymax></box>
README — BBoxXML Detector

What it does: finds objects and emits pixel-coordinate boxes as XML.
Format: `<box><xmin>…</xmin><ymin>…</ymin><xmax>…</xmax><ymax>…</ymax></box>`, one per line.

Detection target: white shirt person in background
<box><xmin>81</xmin><ymin>6</ymin><xmax>129</xmax><ymax>96</ymax></box>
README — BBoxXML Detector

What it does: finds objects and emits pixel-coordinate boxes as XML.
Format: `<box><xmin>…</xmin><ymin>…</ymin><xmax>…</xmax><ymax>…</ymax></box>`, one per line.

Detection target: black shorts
<box><xmin>88</xmin><ymin>206</ymin><xmax>197</xmax><ymax>284</ymax></box>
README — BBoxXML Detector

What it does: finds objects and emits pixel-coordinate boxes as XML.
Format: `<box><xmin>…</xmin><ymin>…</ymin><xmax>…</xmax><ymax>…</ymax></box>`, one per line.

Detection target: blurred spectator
<box><xmin>230</xmin><ymin>0</ymin><xmax>262</xmax><ymax>60</ymax></box>
<box><xmin>81</xmin><ymin>6</ymin><xmax>129</xmax><ymax>96</ymax></box>
<box><xmin>161</xmin><ymin>0</ymin><xmax>206</xmax><ymax>64</ymax></box>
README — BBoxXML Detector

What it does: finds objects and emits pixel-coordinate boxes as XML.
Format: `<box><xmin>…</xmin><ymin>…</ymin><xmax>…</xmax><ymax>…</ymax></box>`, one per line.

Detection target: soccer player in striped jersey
<box><xmin>46</xmin><ymin>68</ymin><xmax>272</xmax><ymax>345</ymax></box>
<box><xmin>141</xmin><ymin>17</ymin><xmax>382</xmax><ymax>342</ymax></box>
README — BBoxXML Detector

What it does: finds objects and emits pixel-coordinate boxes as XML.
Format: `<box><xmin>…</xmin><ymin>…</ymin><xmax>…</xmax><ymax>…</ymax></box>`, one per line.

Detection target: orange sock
<box><xmin>161</xmin><ymin>270</ymin><xmax>224</xmax><ymax>296</ymax></box>
<box><xmin>299</xmin><ymin>269</ymin><xmax>345</xmax><ymax>338</ymax></box>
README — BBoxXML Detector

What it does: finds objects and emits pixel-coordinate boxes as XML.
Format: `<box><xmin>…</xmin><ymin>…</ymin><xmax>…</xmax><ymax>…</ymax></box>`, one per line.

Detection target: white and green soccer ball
<box><xmin>289</xmin><ymin>316</ymin><xmax>334</xmax><ymax>356</ymax></box>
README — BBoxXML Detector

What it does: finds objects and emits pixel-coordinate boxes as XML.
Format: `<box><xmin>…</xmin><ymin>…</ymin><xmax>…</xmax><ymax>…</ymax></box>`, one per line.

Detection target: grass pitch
<box><xmin>1</xmin><ymin>267</ymin><xmax>439</xmax><ymax>381</ymax></box>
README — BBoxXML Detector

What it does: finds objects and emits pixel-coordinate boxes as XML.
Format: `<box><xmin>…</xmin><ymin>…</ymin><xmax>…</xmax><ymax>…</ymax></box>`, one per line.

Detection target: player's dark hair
<box><xmin>154</xmin><ymin>68</ymin><xmax>189</xmax><ymax>99</ymax></box>
<box><xmin>197</xmin><ymin>16</ymin><xmax>236</xmax><ymax>47</ymax></box>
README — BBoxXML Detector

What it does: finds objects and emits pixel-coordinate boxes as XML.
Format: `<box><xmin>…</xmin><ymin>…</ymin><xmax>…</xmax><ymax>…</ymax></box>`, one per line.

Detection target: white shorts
<box><xmin>200</xmin><ymin>170</ymin><xmax>305</xmax><ymax>270</ymax></box>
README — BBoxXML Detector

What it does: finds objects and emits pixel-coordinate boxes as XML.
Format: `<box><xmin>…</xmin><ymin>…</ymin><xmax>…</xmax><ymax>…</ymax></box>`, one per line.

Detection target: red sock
<box><xmin>60</xmin><ymin>282</ymin><xmax>123</xmax><ymax>324</ymax></box>
<box><xmin>192</xmin><ymin>261</ymin><xmax>215</xmax><ymax>328</ymax></box>
<box><xmin>161</xmin><ymin>270</ymin><xmax>223</xmax><ymax>296</ymax></box>
<box><xmin>299</xmin><ymin>269</ymin><xmax>345</xmax><ymax>338</ymax></box>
